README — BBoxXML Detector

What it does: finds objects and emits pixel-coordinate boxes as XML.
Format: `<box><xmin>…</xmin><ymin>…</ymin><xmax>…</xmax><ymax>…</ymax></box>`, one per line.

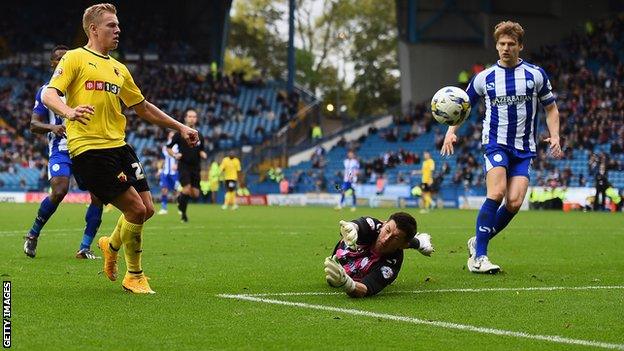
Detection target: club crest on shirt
<box><xmin>113</xmin><ymin>67</ymin><xmax>120</xmax><ymax>76</ymax></box>
<box><xmin>381</xmin><ymin>266</ymin><xmax>394</xmax><ymax>279</ymax></box>
<box><xmin>117</xmin><ymin>171</ymin><xmax>127</xmax><ymax>182</ymax></box>
<box><xmin>526</xmin><ymin>79</ymin><xmax>535</xmax><ymax>89</ymax></box>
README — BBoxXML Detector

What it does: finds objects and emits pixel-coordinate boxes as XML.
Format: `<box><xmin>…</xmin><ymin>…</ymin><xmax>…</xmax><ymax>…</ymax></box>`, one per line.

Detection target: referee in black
<box><xmin>167</xmin><ymin>108</ymin><xmax>207</xmax><ymax>222</ymax></box>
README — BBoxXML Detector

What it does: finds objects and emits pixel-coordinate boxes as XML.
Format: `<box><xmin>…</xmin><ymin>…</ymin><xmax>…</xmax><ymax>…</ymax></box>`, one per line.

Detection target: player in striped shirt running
<box><xmin>441</xmin><ymin>21</ymin><xmax>563</xmax><ymax>273</ymax></box>
<box><xmin>157</xmin><ymin>131</ymin><xmax>179</xmax><ymax>215</ymax></box>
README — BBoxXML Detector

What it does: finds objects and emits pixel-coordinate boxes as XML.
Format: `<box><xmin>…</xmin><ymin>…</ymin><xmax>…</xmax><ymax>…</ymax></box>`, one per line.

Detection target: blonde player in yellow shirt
<box><xmin>418</xmin><ymin>151</ymin><xmax>435</xmax><ymax>213</ymax></box>
<box><xmin>42</xmin><ymin>3</ymin><xmax>198</xmax><ymax>294</ymax></box>
<box><xmin>220</xmin><ymin>150</ymin><xmax>242</xmax><ymax>210</ymax></box>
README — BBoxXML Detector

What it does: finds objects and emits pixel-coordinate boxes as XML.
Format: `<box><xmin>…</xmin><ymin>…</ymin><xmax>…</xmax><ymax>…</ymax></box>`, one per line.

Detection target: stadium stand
<box><xmin>268</xmin><ymin>15</ymin><xmax>624</xmax><ymax>203</ymax></box>
<box><xmin>1</xmin><ymin>15</ymin><xmax>623</xmax><ymax>201</ymax></box>
<box><xmin>0</xmin><ymin>59</ymin><xmax>306</xmax><ymax>191</ymax></box>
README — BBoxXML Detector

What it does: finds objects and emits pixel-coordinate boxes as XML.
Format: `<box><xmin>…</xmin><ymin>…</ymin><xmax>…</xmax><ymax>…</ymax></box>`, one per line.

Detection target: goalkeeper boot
<box><xmin>122</xmin><ymin>272</ymin><xmax>155</xmax><ymax>294</ymax></box>
<box><xmin>468</xmin><ymin>255</ymin><xmax>500</xmax><ymax>274</ymax></box>
<box><xmin>23</xmin><ymin>235</ymin><xmax>38</xmax><ymax>258</ymax></box>
<box><xmin>76</xmin><ymin>248</ymin><xmax>101</xmax><ymax>259</ymax></box>
<box><xmin>97</xmin><ymin>236</ymin><xmax>118</xmax><ymax>281</ymax></box>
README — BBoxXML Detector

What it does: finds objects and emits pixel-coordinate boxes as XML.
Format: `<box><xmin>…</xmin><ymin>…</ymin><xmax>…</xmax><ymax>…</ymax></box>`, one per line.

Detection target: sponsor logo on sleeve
<box><xmin>52</xmin><ymin>68</ymin><xmax>63</xmax><ymax>78</ymax></box>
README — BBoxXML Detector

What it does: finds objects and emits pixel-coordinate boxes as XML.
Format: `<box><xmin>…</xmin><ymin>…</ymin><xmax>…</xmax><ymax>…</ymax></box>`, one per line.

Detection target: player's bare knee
<box><xmin>506</xmin><ymin>198</ymin><xmax>522</xmax><ymax>212</ymax></box>
<box><xmin>487</xmin><ymin>190</ymin><xmax>505</xmax><ymax>202</ymax></box>
<box><xmin>144</xmin><ymin>202</ymin><xmax>155</xmax><ymax>220</ymax></box>
<box><xmin>50</xmin><ymin>188</ymin><xmax>68</xmax><ymax>203</ymax></box>
<box><xmin>126</xmin><ymin>201</ymin><xmax>147</xmax><ymax>223</ymax></box>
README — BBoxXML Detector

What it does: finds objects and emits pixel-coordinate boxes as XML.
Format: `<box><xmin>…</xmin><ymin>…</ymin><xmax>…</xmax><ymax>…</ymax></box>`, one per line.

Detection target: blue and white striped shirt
<box><xmin>161</xmin><ymin>144</ymin><xmax>178</xmax><ymax>175</ymax></box>
<box><xmin>33</xmin><ymin>82</ymin><xmax>67</xmax><ymax>156</ymax></box>
<box><xmin>466</xmin><ymin>59</ymin><xmax>555</xmax><ymax>154</ymax></box>
<box><xmin>343</xmin><ymin>158</ymin><xmax>360</xmax><ymax>183</ymax></box>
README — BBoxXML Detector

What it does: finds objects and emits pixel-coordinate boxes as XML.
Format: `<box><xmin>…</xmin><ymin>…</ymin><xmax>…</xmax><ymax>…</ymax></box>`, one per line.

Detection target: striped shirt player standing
<box><xmin>24</xmin><ymin>45</ymin><xmax>104</xmax><ymax>260</ymax></box>
<box><xmin>157</xmin><ymin>131</ymin><xmax>179</xmax><ymax>215</ymax></box>
<box><xmin>441</xmin><ymin>21</ymin><xmax>562</xmax><ymax>274</ymax></box>
<box><xmin>336</xmin><ymin>151</ymin><xmax>360</xmax><ymax>211</ymax></box>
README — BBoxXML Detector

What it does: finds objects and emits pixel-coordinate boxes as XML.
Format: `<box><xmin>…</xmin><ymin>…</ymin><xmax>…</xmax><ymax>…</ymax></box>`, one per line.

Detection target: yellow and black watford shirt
<box><xmin>48</xmin><ymin>46</ymin><xmax>145</xmax><ymax>157</ymax></box>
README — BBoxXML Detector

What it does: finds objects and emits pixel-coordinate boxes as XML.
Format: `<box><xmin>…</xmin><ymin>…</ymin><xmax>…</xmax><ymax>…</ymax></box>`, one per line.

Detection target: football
<box><xmin>430</xmin><ymin>86</ymin><xmax>471</xmax><ymax>126</ymax></box>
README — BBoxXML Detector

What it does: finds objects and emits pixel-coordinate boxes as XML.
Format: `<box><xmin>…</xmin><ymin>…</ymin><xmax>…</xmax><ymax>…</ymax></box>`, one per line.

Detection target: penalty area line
<box><xmin>217</xmin><ymin>293</ymin><xmax>624</xmax><ymax>350</ymax></box>
<box><xmin>239</xmin><ymin>285</ymin><xmax>624</xmax><ymax>297</ymax></box>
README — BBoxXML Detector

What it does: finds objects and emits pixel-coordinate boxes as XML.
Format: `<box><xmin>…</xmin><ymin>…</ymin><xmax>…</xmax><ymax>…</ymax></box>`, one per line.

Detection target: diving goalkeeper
<box><xmin>324</xmin><ymin>212</ymin><xmax>434</xmax><ymax>297</ymax></box>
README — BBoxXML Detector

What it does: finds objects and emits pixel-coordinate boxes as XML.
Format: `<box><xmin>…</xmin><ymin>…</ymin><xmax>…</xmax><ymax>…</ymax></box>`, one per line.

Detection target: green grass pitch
<box><xmin>1</xmin><ymin>203</ymin><xmax>623</xmax><ymax>350</ymax></box>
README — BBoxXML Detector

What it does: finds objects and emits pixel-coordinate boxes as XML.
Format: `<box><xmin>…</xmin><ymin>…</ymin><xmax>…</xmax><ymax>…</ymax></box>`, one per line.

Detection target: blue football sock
<box><xmin>351</xmin><ymin>193</ymin><xmax>357</xmax><ymax>207</ymax></box>
<box><xmin>475</xmin><ymin>198</ymin><xmax>501</xmax><ymax>257</ymax></box>
<box><xmin>340</xmin><ymin>193</ymin><xmax>345</xmax><ymax>206</ymax></box>
<box><xmin>491</xmin><ymin>205</ymin><xmax>516</xmax><ymax>239</ymax></box>
<box><xmin>28</xmin><ymin>197</ymin><xmax>59</xmax><ymax>237</ymax></box>
<box><xmin>161</xmin><ymin>194</ymin><xmax>168</xmax><ymax>210</ymax></box>
<box><xmin>80</xmin><ymin>204</ymin><xmax>103</xmax><ymax>250</ymax></box>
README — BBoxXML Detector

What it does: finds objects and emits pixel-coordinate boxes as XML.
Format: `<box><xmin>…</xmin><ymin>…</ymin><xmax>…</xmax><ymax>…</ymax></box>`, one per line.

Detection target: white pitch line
<box><xmin>241</xmin><ymin>285</ymin><xmax>624</xmax><ymax>297</ymax></box>
<box><xmin>218</xmin><ymin>294</ymin><xmax>624</xmax><ymax>350</ymax></box>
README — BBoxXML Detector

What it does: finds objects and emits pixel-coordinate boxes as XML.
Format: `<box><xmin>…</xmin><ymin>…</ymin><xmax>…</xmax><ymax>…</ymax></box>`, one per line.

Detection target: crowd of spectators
<box><xmin>0</xmin><ymin>4</ymin><xmax>205</xmax><ymax>62</ymax></box>
<box><xmin>0</xmin><ymin>56</ymin><xmax>303</xmax><ymax>190</ymax></box>
<box><xmin>0</xmin><ymin>62</ymin><xmax>49</xmax><ymax>188</ymax></box>
<box><xmin>292</xmin><ymin>16</ymin><xmax>624</xmax><ymax>194</ymax></box>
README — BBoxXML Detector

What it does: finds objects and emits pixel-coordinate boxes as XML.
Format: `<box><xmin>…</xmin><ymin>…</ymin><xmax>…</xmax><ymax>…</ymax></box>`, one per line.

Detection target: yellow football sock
<box><xmin>120</xmin><ymin>218</ymin><xmax>144</xmax><ymax>274</ymax></box>
<box><xmin>424</xmin><ymin>193</ymin><xmax>432</xmax><ymax>209</ymax></box>
<box><xmin>226</xmin><ymin>191</ymin><xmax>234</xmax><ymax>206</ymax></box>
<box><xmin>109</xmin><ymin>214</ymin><xmax>124</xmax><ymax>250</ymax></box>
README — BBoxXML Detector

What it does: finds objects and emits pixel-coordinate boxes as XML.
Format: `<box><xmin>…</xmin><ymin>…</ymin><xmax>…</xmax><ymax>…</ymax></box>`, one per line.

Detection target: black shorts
<box><xmin>179</xmin><ymin>164</ymin><xmax>201</xmax><ymax>188</ymax></box>
<box><xmin>71</xmin><ymin>145</ymin><xmax>149</xmax><ymax>204</ymax></box>
<box><xmin>225</xmin><ymin>180</ymin><xmax>237</xmax><ymax>191</ymax></box>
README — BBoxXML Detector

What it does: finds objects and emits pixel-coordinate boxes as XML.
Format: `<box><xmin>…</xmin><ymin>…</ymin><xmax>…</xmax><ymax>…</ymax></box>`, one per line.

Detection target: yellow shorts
<box><xmin>209</xmin><ymin>181</ymin><xmax>219</xmax><ymax>192</ymax></box>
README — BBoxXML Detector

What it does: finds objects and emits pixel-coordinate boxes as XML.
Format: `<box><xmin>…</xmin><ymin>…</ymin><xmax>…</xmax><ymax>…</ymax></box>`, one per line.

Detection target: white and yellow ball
<box><xmin>431</xmin><ymin>86</ymin><xmax>471</xmax><ymax>126</ymax></box>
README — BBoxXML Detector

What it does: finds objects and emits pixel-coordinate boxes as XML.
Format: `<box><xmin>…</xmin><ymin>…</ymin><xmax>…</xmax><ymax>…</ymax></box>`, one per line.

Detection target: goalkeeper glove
<box><xmin>324</xmin><ymin>256</ymin><xmax>356</xmax><ymax>293</ymax></box>
<box><xmin>409</xmin><ymin>232</ymin><xmax>435</xmax><ymax>256</ymax></box>
<box><xmin>339</xmin><ymin>220</ymin><xmax>358</xmax><ymax>250</ymax></box>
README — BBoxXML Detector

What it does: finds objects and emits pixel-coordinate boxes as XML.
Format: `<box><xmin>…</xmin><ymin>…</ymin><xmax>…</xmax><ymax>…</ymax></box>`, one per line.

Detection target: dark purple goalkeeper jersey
<box><xmin>332</xmin><ymin>217</ymin><xmax>403</xmax><ymax>296</ymax></box>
